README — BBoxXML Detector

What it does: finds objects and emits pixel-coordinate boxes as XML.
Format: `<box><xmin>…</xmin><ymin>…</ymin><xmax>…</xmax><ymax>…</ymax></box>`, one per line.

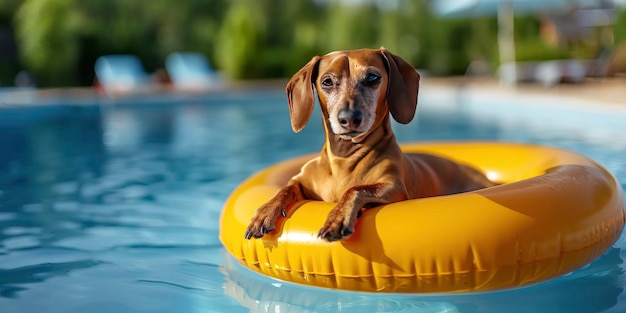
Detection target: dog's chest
<box><xmin>307</xmin><ymin>162</ymin><xmax>377</xmax><ymax>202</ymax></box>
<box><xmin>298</xmin><ymin>165</ymin><xmax>353</xmax><ymax>203</ymax></box>
<box><xmin>313</xmin><ymin>177</ymin><xmax>356</xmax><ymax>202</ymax></box>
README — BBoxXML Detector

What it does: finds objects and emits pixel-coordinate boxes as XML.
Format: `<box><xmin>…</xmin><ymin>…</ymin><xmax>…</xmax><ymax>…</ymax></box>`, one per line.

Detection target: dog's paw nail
<box><xmin>259</xmin><ymin>226</ymin><xmax>274</xmax><ymax>235</ymax></box>
<box><xmin>318</xmin><ymin>229</ymin><xmax>343</xmax><ymax>241</ymax></box>
<box><xmin>340</xmin><ymin>228</ymin><xmax>353</xmax><ymax>237</ymax></box>
<box><xmin>318</xmin><ymin>230</ymin><xmax>327</xmax><ymax>239</ymax></box>
<box><xmin>281</xmin><ymin>209</ymin><xmax>286</xmax><ymax>217</ymax></box>
<box><xmin>244</xmin><ymin>230</ymin><xmax>253</xmax><ymax>240</ymax></box>
<box><xmin>329</xmin><ymin>235</ymin><xmax>342</xmax><ymax>241</ymax></box>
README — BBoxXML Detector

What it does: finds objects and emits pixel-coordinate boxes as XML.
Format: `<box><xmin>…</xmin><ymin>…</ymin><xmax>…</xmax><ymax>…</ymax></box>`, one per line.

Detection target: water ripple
<box><xmin>0</xmin><ymin>259</ymin><xmax>104</xmax><ymax>298</ymax></box>
<box><xmin>135</xmin><ymin>279</ymin><xmax>206</xmax><ymax>292</ymax></box>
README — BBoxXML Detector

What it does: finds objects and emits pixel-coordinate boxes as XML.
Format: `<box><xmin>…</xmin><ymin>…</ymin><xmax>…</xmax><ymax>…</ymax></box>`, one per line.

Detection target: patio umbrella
<box><xmin>432</xmin><ymin>0</ymin><xmax>596</xmax><ymax>17</ymax></box>
<box><xmin>432</xmin><ymin>0</ymin><xmax>602</xmax><ymax>83</ymax></box>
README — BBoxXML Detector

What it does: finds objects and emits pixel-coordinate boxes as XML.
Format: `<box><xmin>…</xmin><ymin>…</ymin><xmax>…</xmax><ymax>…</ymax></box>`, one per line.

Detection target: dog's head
<box><xmin>286</xmin><ymin>48</ymin><xmax>420</xmax><ymax>142</ymax></box>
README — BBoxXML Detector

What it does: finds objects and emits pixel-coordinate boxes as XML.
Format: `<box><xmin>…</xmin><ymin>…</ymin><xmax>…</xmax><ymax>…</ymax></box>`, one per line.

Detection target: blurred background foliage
<box><xmin>0</xmin><ymin>0</ymin><xmax>624</xmax><ymax>87</ymax></box>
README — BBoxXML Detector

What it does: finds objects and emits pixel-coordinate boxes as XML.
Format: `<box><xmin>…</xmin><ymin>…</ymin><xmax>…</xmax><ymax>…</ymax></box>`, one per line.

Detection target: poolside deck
<box><xmin>422</xmin><ymin>76</ymin><xmax>626</xmax><ymax>107</ymax></box>
<box><xmin>1</xmin><ymin>77</ymin><xmax>624</xmax><ymax>108</ymax></box>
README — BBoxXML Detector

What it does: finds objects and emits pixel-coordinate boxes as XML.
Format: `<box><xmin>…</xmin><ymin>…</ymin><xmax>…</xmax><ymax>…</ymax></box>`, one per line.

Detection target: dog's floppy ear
<box><xmin>379</xmin><ymin>49</ymin><xmax>420</xmax><ymax>124</ymax></box>
<box><xmin>286</xmin><ymin>56</ymin><xmax>321</xmax><ymax>133</ymax></box>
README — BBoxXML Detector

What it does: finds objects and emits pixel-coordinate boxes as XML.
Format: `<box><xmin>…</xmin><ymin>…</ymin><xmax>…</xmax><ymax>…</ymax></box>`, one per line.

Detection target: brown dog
<box><xmin>244</xmin><ymin>48</ymin><xmax>492</xmax><ymax>241</ymax></box>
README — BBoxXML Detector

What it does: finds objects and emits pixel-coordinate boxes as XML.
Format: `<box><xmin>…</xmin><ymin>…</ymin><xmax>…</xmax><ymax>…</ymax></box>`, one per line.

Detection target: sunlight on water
<box><xmin>0</xmin><ymin>89</ymin><xmax>625</xmax><ymax>313</ymax></box>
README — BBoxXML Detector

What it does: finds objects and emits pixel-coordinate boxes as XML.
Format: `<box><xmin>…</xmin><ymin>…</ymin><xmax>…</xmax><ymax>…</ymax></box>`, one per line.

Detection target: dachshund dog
<box><xmin>244</xmin><ymin>48</ymin><xmax>492</xmax><ymax>242</ymax></box>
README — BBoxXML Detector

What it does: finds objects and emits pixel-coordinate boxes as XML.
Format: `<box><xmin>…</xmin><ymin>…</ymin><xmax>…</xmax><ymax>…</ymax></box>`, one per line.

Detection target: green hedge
<box><xmin>2</xmin><ymin>0</ymin><xmax>624</xmax><ymax>86</ymax></box>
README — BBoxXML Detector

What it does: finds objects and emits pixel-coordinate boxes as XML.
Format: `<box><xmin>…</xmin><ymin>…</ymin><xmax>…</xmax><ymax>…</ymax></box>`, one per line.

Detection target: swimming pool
<box><xmin>1</xmin><ymin>83</ymin><xmax>625</xmax><ymax>313</ymax></box>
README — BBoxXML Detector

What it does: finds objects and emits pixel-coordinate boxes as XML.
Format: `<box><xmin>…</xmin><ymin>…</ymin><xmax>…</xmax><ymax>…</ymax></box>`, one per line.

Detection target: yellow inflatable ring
<box><xmin>219</xmin><ymin>142</ymin><xmax>625</xmax><ymax>293</ymax></box>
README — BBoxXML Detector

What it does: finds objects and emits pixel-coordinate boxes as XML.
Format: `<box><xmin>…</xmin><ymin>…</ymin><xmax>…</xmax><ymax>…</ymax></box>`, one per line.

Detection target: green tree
<box><xmin>0</xmin><ymin>0</ymin><xmax>22</xmax><ymax>85</ymax></box>
<box><xmin>214</xmin><ymin>0</ymin><xmax>266</xmax><ymax>79</ymax></box>
<box><xmin>0</xmin><ymin>0</ymin><xmax>21</xmax><ymax>22</ymax></box>
<box><xmin>87</xmin><ymin>0</ymin><xmax>227</xmax><ymax>69</ymax></box>
<box><xmin>15</xmin><ymin>0</ymin><xmax>83</xmax><ymax>86</ymax></box>
<box><xmin>321</xmin><ymin>3</ymin><xmax>379</xmax><ymax>52</ymax></box>
<box><xmin>12</xmin><ymin>0</ymin><xmax>230</xmax><ymax>85</ymax></box>
<box><xmin>614</xmin><ymin>9</ymin><xmax>626</xmax><ymax>44</ymax></box>
<box><xmin>376</xmin><ymin>1</ymin><xmax>426</xmax><ymax>68</ymax></box>
<box><xmin>270</xmin><ymin>0</ymin><xmax>323</xmax><ymax>76</ymax></box>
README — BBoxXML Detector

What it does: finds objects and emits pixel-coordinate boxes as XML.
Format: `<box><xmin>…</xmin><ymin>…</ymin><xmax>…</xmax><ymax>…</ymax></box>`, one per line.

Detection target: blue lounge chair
<box><xmin>165</xmin><ymin>52</ymin><xmax>222</xmax><ymax>91</ymax></box>
<box><xmin>94</xmin><ymin>55</ymin><xmax>151</xmax><ymax>93</ymax></box>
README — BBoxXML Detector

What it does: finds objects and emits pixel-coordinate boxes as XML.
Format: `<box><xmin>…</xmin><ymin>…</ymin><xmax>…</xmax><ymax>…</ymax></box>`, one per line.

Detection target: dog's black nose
<box><xmin>338</xmin><ymin>109</ymin><xmax>362</xmax><ymax>129</ymax></box>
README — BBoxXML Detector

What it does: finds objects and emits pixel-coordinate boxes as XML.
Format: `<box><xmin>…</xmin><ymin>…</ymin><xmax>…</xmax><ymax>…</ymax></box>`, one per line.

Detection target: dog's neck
<box><xmin>322</xmin><ymin>114</ymin><xmax>397</xmax><ymax>160</ymax></box>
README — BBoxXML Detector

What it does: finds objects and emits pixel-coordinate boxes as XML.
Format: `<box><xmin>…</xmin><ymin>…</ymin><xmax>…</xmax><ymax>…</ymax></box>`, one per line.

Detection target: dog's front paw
<box><xmin>244</xmin><ymin>206</ymin><xmax>286</xmax><ymax>240</ymax></box>
<box><xmin>318</xmin><ymin>207</ymin><xmax>360</xmax><ymax>241</ymax></box>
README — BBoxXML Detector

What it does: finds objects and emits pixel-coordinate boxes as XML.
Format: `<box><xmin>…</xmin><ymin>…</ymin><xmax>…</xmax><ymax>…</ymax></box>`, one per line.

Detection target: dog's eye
<box><xmin>364</xmin><ymin>73</ymin><xmax>381</xmax><ymax>85</ymax></box>
<box><xmin>321</xmin><ymin>78</ymin><xmax>333</xmax><ymax>87</ymax></box>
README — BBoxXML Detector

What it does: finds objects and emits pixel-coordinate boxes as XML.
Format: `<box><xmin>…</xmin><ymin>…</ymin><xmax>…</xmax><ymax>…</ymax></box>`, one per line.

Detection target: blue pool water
<box><xmin>1</xmin><ymin>86</ymin><xmax>626</xmax><ymax>313</ymax></box>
